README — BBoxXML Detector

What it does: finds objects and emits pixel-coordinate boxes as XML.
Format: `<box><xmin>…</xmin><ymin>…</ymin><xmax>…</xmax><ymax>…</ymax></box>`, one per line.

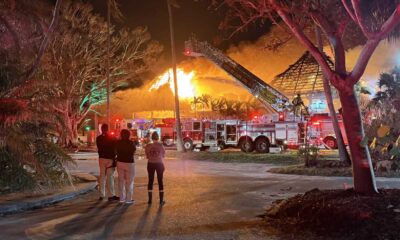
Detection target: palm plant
<box><xmin>0</xmin><ymin>71</ymin><xmax>74</xmax><ymax>192</ymax></box>
<box><xmin>369</xmin><ymin>68</ymin><xmax>400</xmax><ymax>132</ymax></box>
<box><xmin>0</xmin><ymin>1</ymin><xmax>74</xmax><ymax>192</ymax></box>
<box><xmin>365</xmin><ymin>67</ymin><xmax>400</xmax><ymax>163</ymax></box>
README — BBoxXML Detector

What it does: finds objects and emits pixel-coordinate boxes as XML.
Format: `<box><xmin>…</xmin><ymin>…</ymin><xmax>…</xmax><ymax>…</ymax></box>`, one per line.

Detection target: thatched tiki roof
<box><xmin>271</xmin><ymin>51</ymin><xmax>334</xmax><ymax>96</ymax></box>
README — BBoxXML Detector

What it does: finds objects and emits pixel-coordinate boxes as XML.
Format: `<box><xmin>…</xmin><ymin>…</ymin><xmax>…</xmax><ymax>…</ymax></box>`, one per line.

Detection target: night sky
<box><xmin>88</xmin><ymin>0</ymin><xmax>271</xmax><ymax>62</ymax></box>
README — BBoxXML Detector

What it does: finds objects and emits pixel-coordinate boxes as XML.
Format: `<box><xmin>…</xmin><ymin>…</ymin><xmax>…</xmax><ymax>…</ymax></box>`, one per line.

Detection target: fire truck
<box><xmin>155</xmin><ymin>117</ymin><xmax>302</xmax><ymax>152</ymax></box>
<box><xmin>113</xmin><ymin>118</ymin><xmax>159</xmax><ymax>145</ymax></box>
<box><xmin>156</xmin><ymin>119</ymin><xmax>204</xmax><ymax>150</ymax></box>
<box><xmin>197</xmin><ymin>119</ymin><xmax>306</xmax><ymax>152</ymax></box>
<box><xmin>307</xmin><ymin>114</ymin><xmax>348</xmax><ymax>149</ymax></box>
<box><xmin>200</xmin><ymin>120</ymin><xmax>280</xmax><ymax>152</ymax></box>
<box><xmin>184</xmin><ymin>37</ymin><xmax>308</xmax><ymax>152</ymax></box>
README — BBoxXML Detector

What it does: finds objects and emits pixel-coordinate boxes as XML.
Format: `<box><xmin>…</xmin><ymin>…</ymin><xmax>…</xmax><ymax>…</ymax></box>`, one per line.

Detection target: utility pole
<box><xmin>167</xmin><ymin>0</ymin><xmax>185</xmax><ymax>152</ymax></box>
<box><xmin>106</xmin><ymin>0</ymin><xmax>111</xmax><ymax>128</ymax></box>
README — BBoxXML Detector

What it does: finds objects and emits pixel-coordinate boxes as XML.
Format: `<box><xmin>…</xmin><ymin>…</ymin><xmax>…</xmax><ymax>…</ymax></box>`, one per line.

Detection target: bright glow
<box><xmin>149</xmin><ymin>68</ymin><xmax>196</xmax><ymax>99</ymax></box>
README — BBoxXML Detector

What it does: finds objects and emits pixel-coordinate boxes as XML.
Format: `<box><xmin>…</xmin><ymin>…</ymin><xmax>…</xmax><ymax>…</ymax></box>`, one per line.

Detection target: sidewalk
<box><xmin>0</xmin><ymin>173</ymin><xmax>97</xmax><ymax>215</ymax></box>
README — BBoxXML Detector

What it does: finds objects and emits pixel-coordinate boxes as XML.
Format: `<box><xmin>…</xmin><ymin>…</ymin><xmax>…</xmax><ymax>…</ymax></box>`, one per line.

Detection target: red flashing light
<box><xmin>116</xmin><ymin>119</ymin><xmax>120</xmax><ymax>122</ymax></box>
<box><xmin>278</xmin><ymin>112</ymin><xmax>284</xmax><ymax>121</ymax></box>
<box><xmin>110</xmin><ymin>131</ymin><xmax>115</xmax><ymax>135</ymax></box>
<box><xmin>319</xmin><ymin>137</ymin><xmax>323</xmax><ymax>141</ymax></box>
<box><xmin>184</xmin><ymin>49</ymin><xmax>191</xmax><ymax>55</ymax></box>
<box><xmin>313</xmin><ymin>122</ymin><xmax>320</xmax><ymax>125</ymax></box>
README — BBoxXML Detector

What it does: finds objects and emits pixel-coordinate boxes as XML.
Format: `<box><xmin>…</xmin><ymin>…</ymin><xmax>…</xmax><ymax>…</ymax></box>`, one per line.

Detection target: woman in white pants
<box><xmin>115</xmin><ymin>129</ymin><xmax>136</xmax><ymax>204</ymax></box>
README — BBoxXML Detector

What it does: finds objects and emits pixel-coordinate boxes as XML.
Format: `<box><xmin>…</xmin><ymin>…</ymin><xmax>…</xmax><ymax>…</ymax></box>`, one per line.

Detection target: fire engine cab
<box><xmin>307</xmin><ymin>114</ymin><xmax>348</xmax><ymax>149</ymax></box>
<box><xmin>155</xmin><ymin>119</ymin><xmax>203</xmax><ymax>150</ymax></box>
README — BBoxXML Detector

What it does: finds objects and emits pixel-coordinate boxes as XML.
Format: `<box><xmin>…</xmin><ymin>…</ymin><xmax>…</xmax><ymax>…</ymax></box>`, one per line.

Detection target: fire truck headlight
<box><xmin>283</xmin><ymin>140</ymin><xmax>288</xmax><ymax>144</ymax></box>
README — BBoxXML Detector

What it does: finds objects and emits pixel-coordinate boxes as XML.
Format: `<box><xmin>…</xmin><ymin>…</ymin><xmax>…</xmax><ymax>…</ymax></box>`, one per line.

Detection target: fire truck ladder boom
<box><xmin>184</xmin><ymin>37</ymin><xmax>288</xmax><ymax>112</ymax></box>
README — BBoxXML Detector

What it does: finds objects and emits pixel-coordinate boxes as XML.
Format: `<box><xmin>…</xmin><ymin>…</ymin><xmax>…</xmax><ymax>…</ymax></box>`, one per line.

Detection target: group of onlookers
<box><xmin>96</xmin><ymin>124</ymin><xmax>166</xmax><ymax>205</ymax></box>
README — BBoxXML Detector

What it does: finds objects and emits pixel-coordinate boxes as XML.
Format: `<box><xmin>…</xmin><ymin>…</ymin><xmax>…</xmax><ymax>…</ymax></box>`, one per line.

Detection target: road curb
<box><xmin>0</xmin><ymin>182</ymin><xmax>97</xmax><ymax>215</ymax></box>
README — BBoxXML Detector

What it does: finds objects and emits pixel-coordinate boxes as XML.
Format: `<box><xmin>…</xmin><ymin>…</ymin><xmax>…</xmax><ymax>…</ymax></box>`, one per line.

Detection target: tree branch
<box><xmin>351</xmin><ymin>0</ymin><xmax>373</xmax><ymax>38</ymax></box>
<box><xmin>269</xmin><ymin>0</ymin><xmax>335</xmax><ymax>82</ymax></box>
<box><xmin>309</xmin><ymin>10</ymin><xmax>347</xmax><ymax>75</ymax></box>
<box><xmin>376</xmin><ymin>4</ymin><xmax>400</xmax><ymax>40</ymax></box>
<box><xmin>350</xmin><ymin>4</ymin><xmax>400</xmax><ymax>83</ymax></box>
<box><xmin>24</xmin><ymin>0</ymin><xmax>63</xmax><ymax>80</ymax></box>
<box><xmin>341</xmin><ymin>0</ymin><xmax>357</xmax><ymax>23</ymax></box>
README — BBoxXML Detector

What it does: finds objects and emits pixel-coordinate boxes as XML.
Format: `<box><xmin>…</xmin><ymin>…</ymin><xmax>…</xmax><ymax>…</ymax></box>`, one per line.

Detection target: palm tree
<box><xmin>315</xmin><ymin>26</ymin><xmax>350</xmax><ymax>164</ymax></box>
<box><xmin>191</xmin><ymin>96</ymin><xmax>201</xmax><ymax>117</ymax></box>
<box><xmin>370</xmin><ymin>68</ymin><xmax>400</xmax><ymax>125</ymax></box>
<box><xmin>0</xmin><ymin>63</ymin><xmax>72</xmax><ymax>192</ymax></box>
<box><xmin>0</xmin><ymin>1</ymin><xmax>76</xmax><ymax>192</ymax></box>
<box><xmin>199</xmin><ymin>94</ymin><xmax>211</xmax><ymax>112</ymax></box>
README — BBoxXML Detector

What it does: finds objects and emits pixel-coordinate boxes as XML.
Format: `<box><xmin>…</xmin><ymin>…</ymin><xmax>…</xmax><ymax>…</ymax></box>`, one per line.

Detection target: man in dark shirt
<box><xmin>96</xmin><ymin>124</ymin><xmax>118</xmax><ymax>201</ymax></box>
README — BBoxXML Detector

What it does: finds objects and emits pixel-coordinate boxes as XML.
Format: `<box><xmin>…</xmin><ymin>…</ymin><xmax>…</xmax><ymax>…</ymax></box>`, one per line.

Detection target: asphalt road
<box><xmin>2</xmin><ymin>152</ymin><xmax>400</xmax><ymax>240</ymax></box>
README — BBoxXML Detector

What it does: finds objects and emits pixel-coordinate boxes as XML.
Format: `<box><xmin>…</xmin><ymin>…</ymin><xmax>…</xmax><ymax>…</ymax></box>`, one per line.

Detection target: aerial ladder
<box><xmin>184</xmin><ymin>36</ymin><xmax>289</xmax><ymax>113</ymax></box>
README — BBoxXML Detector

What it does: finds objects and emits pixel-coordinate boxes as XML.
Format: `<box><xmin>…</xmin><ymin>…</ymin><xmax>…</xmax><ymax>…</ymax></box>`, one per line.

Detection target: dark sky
<box><xmin>88</xmin><ymin>0</ymin><xmax>270</xmax><ymax>62</ymax></box>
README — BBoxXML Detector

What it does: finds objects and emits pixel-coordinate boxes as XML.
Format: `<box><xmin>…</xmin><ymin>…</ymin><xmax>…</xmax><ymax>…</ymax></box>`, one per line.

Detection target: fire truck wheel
<box><xmin>324</xmin><ymin>137</ymin><xmax>338</xmax><ymax>149</ymax></box>
<box><xmin>183</xmin><ymin>139</ymin><xmax>194</xmax><ymax>151</ymax></box>
<box><xmin>240</xmin><ymin>138</ymin><xmax>254</xmax><ymax>153</ymax></box>
<box><xmin>255</xmin><ymin>138</ymin><xmax>270</xmax><ymax>153</ymax></box>
<box><xmin>162</xmin><ymin>137</ymin><xmax>174</xmax><ymax>147</ymax></box>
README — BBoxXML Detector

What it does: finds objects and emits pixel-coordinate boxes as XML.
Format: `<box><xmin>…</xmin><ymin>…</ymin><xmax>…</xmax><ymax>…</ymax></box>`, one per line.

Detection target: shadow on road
<box><xmin>133</xmin><ymin>204</ymin><xmax>152</xmax><ymax>237</ymax></box>
<box><xmin>99</xmin><ymin>204</ymin><xmax>129</xmax><ymax>239</ymax></box>
<box><xmin>53</xmin><ymin>200</ymin><xmax>127</xmax><ymax>238</ymax></box>
<box><xmin>149</xmin><ymin>206</ymin><xmax>163</xmax><ymax>238</ymax></box>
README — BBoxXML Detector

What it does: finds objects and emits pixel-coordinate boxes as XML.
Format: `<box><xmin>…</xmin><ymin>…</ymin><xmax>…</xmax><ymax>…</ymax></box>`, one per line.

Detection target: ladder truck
<box><xmin>184</xmin><ymin>37</ymin><xmax>306</xmax><ymax>152</ymax></box>
<box><xmin>184</xmin><ymin>37</ymin><xmax>288</xmax><ymax>113</ymax></box>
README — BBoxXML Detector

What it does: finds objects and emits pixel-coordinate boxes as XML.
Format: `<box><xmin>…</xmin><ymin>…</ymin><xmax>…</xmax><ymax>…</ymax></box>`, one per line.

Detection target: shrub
<box><xmin>298</xmin><ymin>144</ymin><xmax>319</xmax><ymax>167</ymax></box>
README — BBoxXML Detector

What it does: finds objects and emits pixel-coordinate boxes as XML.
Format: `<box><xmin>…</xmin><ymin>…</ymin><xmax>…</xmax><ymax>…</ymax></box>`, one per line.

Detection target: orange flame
<box><xmin>149</xmin><ymin>68</ymin><xmax>196</xmax><ymax>99</ymax></box>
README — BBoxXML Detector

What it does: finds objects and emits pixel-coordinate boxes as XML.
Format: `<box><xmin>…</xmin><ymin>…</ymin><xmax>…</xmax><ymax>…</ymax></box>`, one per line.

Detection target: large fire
<box><xmin>149</xmin><ymin>68</ymin><xmax>196</xmax><ymax>99</ymax></box>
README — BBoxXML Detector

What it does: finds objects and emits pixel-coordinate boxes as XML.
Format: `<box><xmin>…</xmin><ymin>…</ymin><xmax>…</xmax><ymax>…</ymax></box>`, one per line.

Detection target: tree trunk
<box><xmin>58</xmin><ymin>114</ymin><xmax>79</xmax><ymax>148</ymax></box>
<box><xmin>338</xmin><ymin>86</ymin><xmax>377</xmax><ymax>194</ymax></box>
<box><xmin>314</xmin><ymin>26</ymin><xmax>350</xmax><ymax>164</ymax></box>
<box><xmin>324</xmin><ymin>82</ymin><xmax>351</xmax><ymax>164</ymax></box>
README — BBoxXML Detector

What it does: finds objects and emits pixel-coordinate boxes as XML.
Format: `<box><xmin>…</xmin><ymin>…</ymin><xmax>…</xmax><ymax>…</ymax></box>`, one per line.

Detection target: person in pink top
<box><xmin>145</xmin><ymin>132</ymin><xmax>166</xmax><ymax>205</ymax></box>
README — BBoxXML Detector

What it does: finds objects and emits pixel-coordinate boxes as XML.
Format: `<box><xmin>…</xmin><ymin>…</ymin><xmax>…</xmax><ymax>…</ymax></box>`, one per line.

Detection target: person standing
<box><xmin>96</xmin><ymin>124</ymin><xmax>118</xmax><ymax>201</ymax></box>
<box><xmin>292</xmin><ymin>93</ymin><xmax>304</xmax><ymax>117</ymax></box>
<box><xmin>145</xmin><ymin>132</ymin><xmax>166</xmax><ymax>205</ymax></box>
<box><xmin>115</xmin><ymin>129</ymin><xmax>136</xmax><ymax>204</ymax></box>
